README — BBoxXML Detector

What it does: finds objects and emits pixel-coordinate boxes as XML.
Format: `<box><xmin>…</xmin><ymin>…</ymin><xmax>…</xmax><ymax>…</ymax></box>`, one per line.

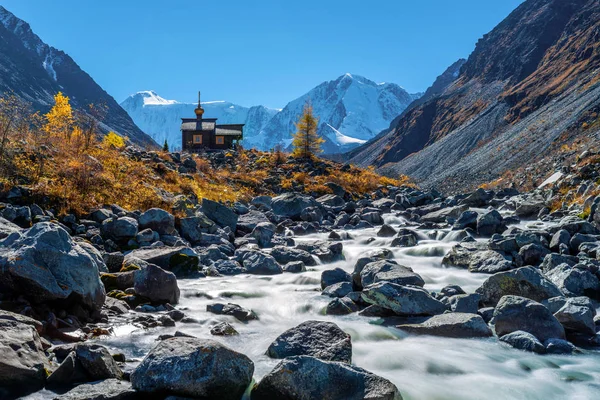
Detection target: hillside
<box><xmin>0</xmin><ymin>6</ymin><xmax>155</xmax><ymax>147</ymax></box>
<box><xmin>348</xmin><ymin>0</ymin><xmax>600</xmax><ymax>193</ymax></box>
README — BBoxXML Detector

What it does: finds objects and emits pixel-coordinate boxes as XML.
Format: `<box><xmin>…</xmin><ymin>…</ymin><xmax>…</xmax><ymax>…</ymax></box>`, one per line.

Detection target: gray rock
<box><xmin>104</xmin><ymin>297</ymin><xmax>130</xmax><ymax>315</ymax></box>
<box><xmin>553</xmin><ymin>297</ymin><xmax>596</xmax><ymax>336</ymax></box>
<box><xmin>518</xmin><ymin>243</ymin><xmax>551</xmax><ymax>266</ymax></box>
<box><xmin>178</xmin><ymin>214</ymin><xmax>216</xmax><ymax>244</ymax></box>
<box><xmin>442</xmin><ymin>242</ymin><xmax>513</xmax><ymax>273</ymax></box>
<box><xmin>251</xmin><ymin>222</ymin><xmax>276</xmax><ymax>248</ymax></box>
<box><xmin>270</xmin><ymin>246</ymin><xmax>316</xmax><ymax>266</ymax></box>
<box><xmin>282</xmin><ymin>261</ymin><xmax>306</xmax><ymax>273</ymax></box>
<box><xmin>0</xmin><ymin>310</ymin><xmax>43</xmax><ymax>334</ymax></box>
<box><xmin>322</xmin><ymin>281</ymin><xmax>353</xmax><ymax>298</ymax></box>
<box><xmin>206</xmin><ymin>303</ymin><xmax>258</xmax><ymax>322</ymax></box>
<box><xmin>421</xmin><ymin>205</ymin><xmax>467</xmax><ymax>223</ymax></box>
<box><xmin>544</xmin><ymin>338</ymin><xmax>577</xmax><ymax>354</ymax></box>
<box><xmin>359</xmin><ymin>260</ymin><xmax>425</xmax><ymax>289</ymax></box>
<box><xmin>459</xmin><ymin>188</ymin><xmax>494</xmax><ymax>207</ymax></box>
<box><xmin>131</xmin><ymin>337</ymin><xmax>254</xmax><ymax>399</ymax></box>
<box><xmin>267</xmin><ymin>320</ymin><xmax>352</xmax><ymax>363</ymax></box>
<box><xmin>476</xmin><ymin>266</ymin><xmax>563</xmax><ymax>306</ymax></box>
<box><xmin>449</xmin><ymin>293</ymin><xmax>481</xmax><ymax>314</ymax></box>
<box><xmin>134</xmin><ymin>263</ymin><xmax>180</xmax><ymax>305</ymax></box>
<box><xmin>317</xmin><ymin>194</ymin><xmax>345</xmax><ymax>208</ymax></box>
<box><xmin>101</xmin><ymin>217</ymin><xmax>138</xmax><ymax>242</ymax></box>
<box><xmin>237</xmin><ymin>210</ymin><xmax>270</xmax><ymax>233</ymax></box>
<box><xmin>361</xmin><ymin>282</ymin><xmax>447</xmax><ymax>316</ymax></box>
<box><xmin>202</xmin><ymin>198</ymin><xmax>238</xmax><ymax>231</ymax></box>
<box><xmin>125</xmin><ymin>246</ymin><xmax>199</xmax><ymax>277</ymax></box>
<box><xmin>476</xmin><ymin>210</ymin><xmax>505</xmax><ymax>236</ymax></box>
<box><xmin>0</xmin><ymin>320</ymin><xmax>49</xmax><ymax>397</ymax></box>
<box><xmin>491</xmin><ymin>295</ymin><xmax>566</xmax><ymax>342</ymax></box>
<box><xmin>499</xmin><ymin>331</ymin><xmax>545</xmax><ymax>354</ymax></box>
<box><xmin>252</xmin><ymin>355</ymin><xmax>402</xmax><ymax>400</ymax></box>
<box><xmin>453</xmin><ymin>210</ymin><xmax>478</xmax><ymax>230</ymax></box>
<box><xmin>391</xmin><ymin>234</ymin><xmax>418</xmax><ymax>248</ymax></box>
<box><xmin>326</xmin><ymin>297</ymin><xmax>359</xmax><ymax>315</ymax></box>
<box><xmin>321</xmin><ymin>267</ymin><xmax>352</xmax><ymax>290</ymax></box>
<box><xmin>297</xmin><ymin>241</ymin><xmax>344</xmax><ymax>263</ymax></box>
<box><xmin>377</xmin><ymin>224</ymin><xmax>397</xmax><ymax>237</ymax></box>
<box><xmin>397</xmin><ymin>312</ymin><xmax>492</xmax><ymax>338</ymax></box>
<box><xmin>210</xmin><ymin>322</ymin><xmax>239</xmax><ymax>336</ymax></box>
<box><xmin>0</xmin><ymin>216</ymin><xmax>20</xmax><ymax>239</ymax></box>
<box><xmin>0</xmin><ymin>222</ymin><xmax>106</xmax><ymax>313</ymax></box>
<box><xmin>53</xmin><ymin>379</ymin><xmax>137</xmax><ymax>400</ymax></box>
<box><xmin>545</xmin><ymin>263</ymin><xmax>600</xmax><ymax>297</ymax></box>
<box><xmin>75</xmin><ymin>343</ymin><xmax>123</xmax><ymax>381</ymax></box>
<box><xmin>271</xmin><ymin>193</ymin><xmax>318</xmax><ymax>220</ymax></box>
<box><xmin>138</xmin><ymin>208</ymin><xmax>175</xmax><ymax>235</ymax></box>
<box><xmin>212</xmin><ymin>259</ymin><xmax>247</xmax><ymax>275</ymax></box>
<box><xmin>515</xmin><ymin>200</ymin><xmax>545</xmax><ymax>218</ymax></box>
<box><xmin>237</xmin><ymin>249</ymin><xmax>282</xmax><ymax>275</ymax></box>
<box><xmin>550</xmin><ymin>230</ymin><xmax>571</xmax><ymax>252</ymax></box>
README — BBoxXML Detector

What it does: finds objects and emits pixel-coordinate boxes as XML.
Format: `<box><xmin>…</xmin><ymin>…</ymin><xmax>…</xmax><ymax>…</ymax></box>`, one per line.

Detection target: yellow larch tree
<box><xmin>291</xmin><ymin>102</ymin><xmax>324</xmax><ymax>160</ymax></box>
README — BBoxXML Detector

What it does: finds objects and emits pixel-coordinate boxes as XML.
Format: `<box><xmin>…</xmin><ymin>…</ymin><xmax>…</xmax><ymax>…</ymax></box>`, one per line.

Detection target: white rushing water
<box><xmin>89</xmin><ymin>216</ymin><xmax>600</xmax><ymax>400</ymax></box>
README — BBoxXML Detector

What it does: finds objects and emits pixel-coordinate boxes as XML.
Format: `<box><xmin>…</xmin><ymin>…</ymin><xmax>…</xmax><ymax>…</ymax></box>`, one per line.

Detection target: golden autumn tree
<box><xmin>44</xmin><ymin>92</ymin><xmax>74</xmax><ymax>139</ymax></box>
<box><xmin>291</xmin><ymin>102</ymin><xmax>324</xmax><ymax>160</ymax></box>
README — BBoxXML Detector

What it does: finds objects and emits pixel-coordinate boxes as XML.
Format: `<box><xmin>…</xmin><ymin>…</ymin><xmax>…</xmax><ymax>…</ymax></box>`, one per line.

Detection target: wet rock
<box><xmin>74</xmin><ymin>343</ymin><xmax>123</xmax><ymax>381</ymax></box>
<box><xmin>210</xmin><ymin>322</ymin><xmax>239</xmax><ymax>336</ymax></box>
<box><xmin>282</xmin><ymin>261</ymin><xmax>306</xmax><ymax>273</ymax></box>
<box><xmin>442</xmin><ymin>242</ymin><xmax>513</xmax><ymax>273</ymax></box>
<box><xmin>131</xmin><ymin>337</ymin><xmax>254</xmax><ymax>400</ymax></box>
<box><xmin>499</xmin><ymin>331</ymin><xmax>545</xmax><ymax>354</ymax></box>
<box><xmin>138</xmin><ymin>208</ymin><xmax>175</xmax><ymax>235</ymax></box>
<box><xmin>359</xmin><ymin>260</ymin><xmax>425</xmax><ymax>288</ymax></box>
<box><xmin>206</xmin><ymin>303</ymin><xmax>258</xmax><ymax>322</ymax></box>
<box><xmin>297</xmin><ymin>241</ymin><xmax>344</xmax><ymax>263</ymax></box>
<box><xmin>449</xmin><ymin>293</ymin><xmax>481</xmax><ymax>314</ymax></box>
<box><xmin>515</xmin><ymin>200</ymin><xmax>545</xmax><ymax>218</ymax></box>
<box><xmin>453</xmin><ymin>210</ymin><xmax>478</xmax><ymax>230</ymax></box>
<box><xmin>202</xmin><ymin>198</ymin><xmax>238</xmax><ymax>231</ymax></box>
<box><xmin>266</xmin><ymin>320</ymin><xmax>352</xmax><ymax>363</ymax></box>
<box><xmin>361</xmin><ymin>282</ymin><xmax>447</xmax><ymax>316</ymax></box>
<box><xmin>476</xmin><ymin>266</ymin><xmax>563</xmax><ymax>306</ymax></box>
<box><xmin>0</xmin><ymin>216</ymin><xmax>20</xmax><ymax>239</ymax></box>
<box><xmin>377</xmin><ymin>224</ymin><xmax>397</xmax><ymax>237</ymax></box>
<box><xmin>322</xmin><ymin>281</ymin><xmax>353</xmax><ymax>298</ymax></box>
<box><xmin>491</xmin><ymin>295</ymin><xmax>565</xmax><ymax>342</ymax></box>
<box><xmin>550</xmin><ymin>230</ymin><xmax>571</xmax><ymax>252</ymax></box>
<box><xmin>270</xmin><ymin>246</ymin><xmax>316</xmax><ymax>267</ymax></box>
<box><xmin>134</xmin><ymin>263</ymin><xmax>180</xmax><ymax>305</ymax></box>
<box><xmin>105</xmin><ymin>297</ymin><xmax>130</xmax><ymax>315</ymax></box>
<box><xmin>237</xmin><ymin>210</ymin><xmax>270</xmax><ymax>233</ymax></box>
<box><xmin>53</xmin><ymin>379</ymin><xmax>136</xmax><ymax>400</ymax></box>
<box><xmin>361</xmin><ymin>211</ymin><xmax>383</xmax><ymax>225</ymax></box>
<box><xmin>252</xmin><ymin>355</ymin><xmax>402</xmax><ymax>400</ymax></box>
<box><xmin>271</xmin><ymin>193</ymin><xmax>318</xmax><ymax>220</ymax></box>
<box><xmin>397</xmin><ymin>313</ymin><xmax>492</xmax><ymax>338</ymax></box>
<box><xmin>178</xmin><ymin>214</ymin><xmax>216</xmax><ymax>244</ymax></box>
<box><xmin>421</xmin><ymin>205</ymin><xmax>467</xmax><ymax>224</ymax></box>
<box><xmin>326</xmin><ymin>297</ymin><xmax>359</xmax><ymax>315</ymax></box>
<box><xmin>0</xmin><ymin>320</ymin><xmax>49</xmax><ymax>398</ymax></box>
<box><xmin>518</xmin><ymin>243</ymin><xmax>551</xmax><ymax>266</ymax></box>
<box><xmin>237</xmin><ymin>249</ymin><xmax>283</xmax><ymax>275</ymax></box>
<box><xmin>212</xmin><ymin>259</ymin><xmax>247</xmax><ymax>275</ymax></box>
<box><xmin>391</xmin><ymin>234</ymin><xmax>418</xmax><ymax>248</ymax></box>
<box><xmin>0</xmin><ymin>222</ymin><xmax>106</xmax><ymax>314</ymax></box>
<box><xmin>459</xmin><ymin>188</ymin><xmax>494</xmax><ymax>207</ymax></box>
<box><xmin>321</xmin><ymin>267</ymin><xmax>352</xmax><ymax>289</ymax></box>
<box><xmin>544</xmin><ymin>338</ymin><xmax>577</xmax><ymax>354</ymax></box>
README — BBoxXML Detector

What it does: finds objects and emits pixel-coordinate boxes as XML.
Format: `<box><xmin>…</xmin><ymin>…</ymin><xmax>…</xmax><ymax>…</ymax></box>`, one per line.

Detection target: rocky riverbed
<box><xmin>2</xmin><ymin>180</ymin><xmax>600</xmax><ymax>399</ymax></box>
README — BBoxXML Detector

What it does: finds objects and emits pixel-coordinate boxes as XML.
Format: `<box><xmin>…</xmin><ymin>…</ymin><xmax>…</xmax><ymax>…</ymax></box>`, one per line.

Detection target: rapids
<box><xmin>32</xmin><ymin>215</ymin><xmax>600</xmax><ymax>399</ymax></box>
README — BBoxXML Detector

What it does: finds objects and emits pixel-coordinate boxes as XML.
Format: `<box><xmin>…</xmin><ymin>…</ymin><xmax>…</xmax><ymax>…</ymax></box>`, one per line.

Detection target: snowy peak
<box><xmin>126</xmin><ymin>91</ymin><xmax>180</xmax><ymax>107</ymax></box>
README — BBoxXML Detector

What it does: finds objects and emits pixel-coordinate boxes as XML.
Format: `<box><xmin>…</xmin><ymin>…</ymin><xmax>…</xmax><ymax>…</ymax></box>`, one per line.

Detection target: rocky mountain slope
<box><xmin>121</xmin><ymin>91</ymin><xmax>278</xmax><ymax>150</ymax></box>
<box><xmin>123</xmin><ymin>74</ymin><xmax>421</xmax><ymax>153</ymax></box>
<box><xmin>348</xmin><ymin>0</ymin><xmax>600</xmax><ymax>193</ymax></box>
<box><xmin>0</xmin><ymin>6</ymin><xmax>155</xmax><ymax>147</ymax></box>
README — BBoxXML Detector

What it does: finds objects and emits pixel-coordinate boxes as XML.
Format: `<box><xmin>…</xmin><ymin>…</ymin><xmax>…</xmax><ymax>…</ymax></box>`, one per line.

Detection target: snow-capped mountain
<box><xmin>122</xmin><ymin>74</ymin><xmax>421</xmax><ymax>153</ymax></box>
<box><xmin>120</xmin><ymin>91</ymin><xmax>278</xmax><ymax>150</ymax></box>
<box><xmin>0</xmin><ymin>6</ymin><xmax>155</xmax><ymax>147</ymax></box>
<box><xmin>250</xmin><ymin>74</ymin><xmax>422</xmax><ymax>153</ymax></box>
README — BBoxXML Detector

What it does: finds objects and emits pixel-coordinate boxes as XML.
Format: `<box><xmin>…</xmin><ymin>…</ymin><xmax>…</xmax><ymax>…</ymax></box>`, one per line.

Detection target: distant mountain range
<box><xmin>122</xmin><ymin>74</ymin><xmax>421</xmax><ymax>153</ymax></box>
<box><xmin>347</xmin><ymin>0</ymin><xmax>600</xmax><ymax>193</ymax></box>
<box><xmin>0</xmin><ymin>6</ymin><xmax>155</xmax><ymax>147</ymax></box>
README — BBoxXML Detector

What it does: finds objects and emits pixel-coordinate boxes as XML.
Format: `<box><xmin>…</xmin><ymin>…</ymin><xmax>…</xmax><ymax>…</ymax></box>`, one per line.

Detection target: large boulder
<box><xmin>397</xmin><ymin>313</ymin><xmax>493</xmax><ymax>338</ymax></box>
<box><xmin>252</xmin><ymin>355</ymin><xmax>402</xmax><ymax>400</ymax></box>
<box><xmin>271</xmin><ymin>192</ymin><xmax>318</xmax><ymax>220</ymax></box>
<box><xmin>202</xmin><ymin>198</ymin><xmax>238</xmax><ymax>231</ymax></box>
<box><xmin>0</xmin><ymin>222</ymin><xmax>106</xmax><ymax>314</ymax></box>
<box><xmin>361</xmin><ymin>282</ymin><xmax>447</xmax><ymax>316</ymax></box>
<box><xmin>251</xmin><ymin>222</ymin><xmax>276</xmax><ymax>248</ymax></box>
<box><xmin>321</xmin><ymin>267</ymin><xmax>352</xmax><ymax>290</ymax></box>
<box><xmin>134</xmin><ymin>263</ymin><xmax>180</xmax><ymax>305</ymax></box>
<box><xmin>138</xmin><ymin>208</ymin><xmax>175</xmax><ymax>235</ymax></box>
<box><xmin>476</xmin><ymin>210</ymin><xmax>506</xmax><ymax>236</ymax></box>
<box><xmin>131</xmin><ymin>337</ymin><xmax>254</xmax><ymax>400</ymax></box>
<box><xmin>421</xmin><ymin>205</ymin><xmax>467</xmax><ymax>223</ymax></box>
<box><xmin>442</xmin><ymin>242</ymin><xmax>513</xmax><ymax>273</ymax></box>
<box><xmin>359</xmin><ymin>260</ymin><xmax>425</xmax><ymax>289</ymax></box>
<box><xmin>73</xmin><ymin>343</ymin><xmax>123</xmax><ymax>382</ymax></box>
<box><xmin>177</xmin><ymin>214</ymin><xmax>216</xmax><ymax>244</ymax></box>
<box><xmin>551</xmin><ymin>297</ymin><xmax>596</xmax><ymax>336</ymax></box>
<box><xmin>237</xmin><ymin>210</ymin><xmax>270</xmax><ymax>233</ymax></box>
<box><xmin>270</xmin><ymin>246</ymin><xmax>316</xmax><ymax>266</ymax></box>
<box><xmin>0</xmin><ymin>320</ymin><xmax>49</xmax><ymax>398</ymax></box>
<box><xmin>545</xmin><ymin>263</ymin><xmax>600</xmax><ymax>298</ymax></box>
<box><xmin>266</xmin><ymin>320</ymin><xmax>352</xmax><ymax>363</ymax></box>
<box><xmin>499</xmin><ymin>331</ymin><xmax>545</xmax><ymax>354</ymax></box>
<box><xmin>0</xmin><ymin>216</ymin><xmax>20</xmax><ymax>239</ymax></box>
<box><xmin>476</xmin><ymin>266</ymin><xmax>563</xmax><ymax>306</ymax></box>
<box><xmin>491</xmin><ymin>295</ymin><xmax>565</xmax><ymax>342</ymax></box>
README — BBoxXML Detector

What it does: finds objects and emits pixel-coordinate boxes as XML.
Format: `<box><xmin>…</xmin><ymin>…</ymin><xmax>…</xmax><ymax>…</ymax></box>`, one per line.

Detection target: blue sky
<box><xmin>2</xmin><ymin>0</ymin><xmax>524</xmax><ymax>109</ymax></box>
